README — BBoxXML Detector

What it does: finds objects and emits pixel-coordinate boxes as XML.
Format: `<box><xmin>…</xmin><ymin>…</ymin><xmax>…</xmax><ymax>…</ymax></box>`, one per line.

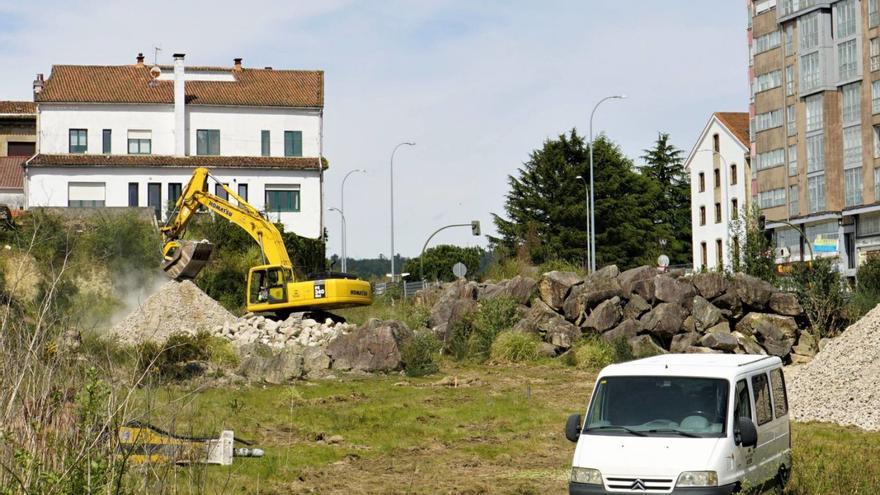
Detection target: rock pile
<box><xmin>419</xmin><ymin>266</ymin><xmax>815</xmax><ymax>360</ymax></box>
<box><xmin>787</xmin><ymin>304</ymin><xmax>880</xmax><ymax>431</ymax></box>
<box><xmin>214</xmin><ymin>313</ymin><xmax>355</xmax><ymax>349</ymax></box>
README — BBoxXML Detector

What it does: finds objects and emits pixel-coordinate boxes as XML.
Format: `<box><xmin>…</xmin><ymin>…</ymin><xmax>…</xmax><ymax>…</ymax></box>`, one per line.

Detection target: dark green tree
<box><xmin>640</xmin><ymin>133</ymin><xmax>691</xmax><ymax>265</ymax></box>
<box><xmin>403</xmin><ymin>244</ymin><xmax>484</xmax><ymax>282</ymax></box>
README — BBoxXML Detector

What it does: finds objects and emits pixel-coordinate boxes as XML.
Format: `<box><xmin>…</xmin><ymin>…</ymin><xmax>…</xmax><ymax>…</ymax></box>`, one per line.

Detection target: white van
<box><xmin>565</xmin><ymin>354</ymin><xmax>791</xmax><ymax>494</ymax></box>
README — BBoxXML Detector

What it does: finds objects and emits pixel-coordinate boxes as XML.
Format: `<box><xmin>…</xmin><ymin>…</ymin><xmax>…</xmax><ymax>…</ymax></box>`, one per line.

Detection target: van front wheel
<box><xmin>776</xmin><ymin>464</ymin><xmax>791</xmax><ymax>489</ymax></box>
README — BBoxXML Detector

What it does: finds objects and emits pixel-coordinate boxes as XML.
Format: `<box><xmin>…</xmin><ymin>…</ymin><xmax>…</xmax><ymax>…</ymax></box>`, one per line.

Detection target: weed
<box><xmin>490</xmin><ymin>330</ymin><xmax>540</xmax><ymax>363</ymax></box>
<box><xmin>401</xmin><ymin>330</ymin><xmax>442</xmax><ymax>377</ymax></box>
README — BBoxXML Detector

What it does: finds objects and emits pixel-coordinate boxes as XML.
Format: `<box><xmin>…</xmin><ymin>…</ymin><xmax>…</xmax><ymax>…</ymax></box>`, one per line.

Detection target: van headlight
<box><xmin>570</xmin><ymin>467</ymin><xmax>602</xmax><ymax>485</ymax></box>
<box><xmin>676</xmin><ymin>471</ymin><xmax>718</xmax><ymax>487</ymax></box>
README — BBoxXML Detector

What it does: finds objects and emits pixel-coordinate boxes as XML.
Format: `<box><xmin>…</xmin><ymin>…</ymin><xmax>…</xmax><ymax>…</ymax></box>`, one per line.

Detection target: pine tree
<box><xmin>640</xmin><ymin>133</ymin><xmax>692</xmax><ymax>265</ymax></box>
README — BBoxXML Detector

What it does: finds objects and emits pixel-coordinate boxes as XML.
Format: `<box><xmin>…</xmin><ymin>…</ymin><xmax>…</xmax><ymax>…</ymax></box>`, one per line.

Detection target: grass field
<box><xmin>129</xmin><ymin>362</ymin><xmax>880</xmax><ymax>494</ymax></box>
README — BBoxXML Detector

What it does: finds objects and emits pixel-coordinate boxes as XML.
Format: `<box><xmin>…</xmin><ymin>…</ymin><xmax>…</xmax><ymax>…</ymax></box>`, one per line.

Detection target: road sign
<box><xmin>452</xmin><ymin>262</ymin><xmax>468</xmax><ymax>278</ymax></box>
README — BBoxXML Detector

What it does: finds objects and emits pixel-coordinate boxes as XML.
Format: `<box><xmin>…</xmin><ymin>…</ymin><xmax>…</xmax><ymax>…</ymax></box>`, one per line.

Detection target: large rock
<box><xmin>752</xmin><ymin>322</ymin><xmax>794</xmax><ymax>358</ymax></box>
<box><xmin>629</xmin><ymin>335</ymin><xmax>667</xmax><ymax>357</ymax></box>
<box><xmin>734</xmin><ymin>273</ymin><xmax>776</xmax><ymax>308</ymax></box>
<box><xmin>429</xmin><ymin>280</ymin><xmax>479</xmax><ymax>330</ymax></box>
<box><xmin>692</xmin><ymin>272</ymin><xmax>728</xmax><ymax>299</ymax></box>
<box><xmin>654</xmin><ymin>275</ymin><xmax>695</xmax><ymax>307</ymax></box>
<box><xmin>480</xmin><ymin>275</ymin><xmax>537</xmax><ymax>305</ymax></box>
<box><xmin>303</xmin><ymin>346</ymin><xmax>331</xmax><ymax>376</ymax></box>
<box><xmin>515</xmin><ymin>300</ymin><xmax>582</xmax><ymax>349</ymax></box>
<box><xmin>594</xmin><ymin>264</ymin><xmax>620</xmax><ymax>279</ymax></box>
<box><xmin>792</xmin><ymin>330</ymin><xmax>818</xmax><ymax>357</ymax></box>
<box><xmin>326</xmin><ymin>319</ymin><xmax>413</xmax><ymax>372</ymax></box>
<box><xmin>682</xmin><ymin>315</ymin><xmax>698</xmax><ymax>333</ymax></box>
<box><xmin>562</xmin><ymin>275</ymin><xmax>623</xmax><ymax>321</ymax></box>
<box><xmin>736</xmin><ymin>312</ymin><xmax>798</xmax><ymax>340</ymax></box>
<box><xmin>670</xmin><ymin>332</ymin><xmax>701</xmax><ymax>353</ymax></box>
<box><xmin>711</xmin><ymin>288</ymin><xmax>742</xmax><ymax>315</ymax></box>
<box><xmin>238</xmin><ymin>344</ymin><xmax>305</xmax><ymax>384</ymax></box>
<box><xmin>768</xmin><ymin>292</ymin><xmax>803</xmax><ymax>316</ymax></box>
<box><xmin>640</xmin><ymin>303</ymin><xmax>685</xmax><ymax>339</ymax></box>
<box><xmin>619</xmin><ymin>266</ymin><xmax>658</xmax><ymax>301</ymax></box>
<box><xmin>686</xmin><ymin>346</ymin><xmax>723</xmax><ymax>354</ymax></box>
<box><xmin>732</xmin><ymin>331</ymin><xmax>766</xmax><ymax>355</ymax></box>
<box><xmin>603</xmin><ymin>319</ymin><xmax>642</xmax><ymax>343</ymax></box>
<box><xmin>692</xmin><ymin>296</ymin><xmax>722</xmax><ymax>331</ymax></box>
<box><xmin>705</xmin><ymin>320</ymin><xmax>731</xmax><ymax>335</ymax></box>
<box><xmin>538</xmin><ymin>271</ymin><xmax>583</xmax><ymax>310</ymax></box>
<box><xmin>622</xmin><ymin>294</ymin><xmax>651</xmax><ymax>320</ymax></box>
<box><xmin>700</xmin><ymin>332</ymin><xmax>738</xmax><ymax>352</ymax></box>
<box><xmin>583</xmin><ymin>296</ymin><xmax>622</xmax><ymax>333</ymax></box>
<box><xmin>545</xmin><ymin>319</ymin><xmax>583</xmax><ymax>349</ymax></box>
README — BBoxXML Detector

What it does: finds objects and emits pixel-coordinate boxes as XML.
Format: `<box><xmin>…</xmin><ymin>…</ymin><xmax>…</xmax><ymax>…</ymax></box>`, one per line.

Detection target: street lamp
<box><xmin>589</xmin><ymin>94</ymin><xmax>626</xmax><ymax>273</ymax></box>
<box><xmin>329</xmin><ymin>207</ymin><xmax>346</xmax><ymax>271</ymax></box>
<box><xmin>340</xmin><ymin>169</ymin><xmax>365</xmax><ymax>273</ymax></box>
<box><xmin>575</xmin><ymin>175</ymin><xmax>591</xmax><ymax>271</ymax></box>
<box><xmin>390</xmin><ymin>142</ymin><xmax>415</xmax><ymax>282</ymax></box>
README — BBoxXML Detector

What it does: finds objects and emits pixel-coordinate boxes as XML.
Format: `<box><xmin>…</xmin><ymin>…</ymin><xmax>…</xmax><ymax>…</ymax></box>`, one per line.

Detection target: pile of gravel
<box><xmin>215</xmin><ymin>313</ymin><xmax>354</xmax><ymax>349</ymax></box>
<box><xmin>110</xmin><ymin>280</ymin><xmax>235</xmax><ymax>344</ymax></box>
<box><xmin>787</xmin><ymin>304</ymin><xmax>880</xmax><ymax>431</ymax></box>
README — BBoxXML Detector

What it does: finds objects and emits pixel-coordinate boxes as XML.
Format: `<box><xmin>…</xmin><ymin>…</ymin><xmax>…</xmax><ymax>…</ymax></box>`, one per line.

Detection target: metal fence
<box><xmin>373</xmin><ymin>280</ymin><xmax>442</xmax><ymax>299</ymax></box>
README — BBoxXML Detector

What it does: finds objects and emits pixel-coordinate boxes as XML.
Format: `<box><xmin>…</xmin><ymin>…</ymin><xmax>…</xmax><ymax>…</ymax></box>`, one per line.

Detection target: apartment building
<box><xmin>686</xmin><ymin>112</ymin><xmax>751</xmax><ymax>271</ymax></box>
<box><xmin>25</xmin><ymin>54</ymin><xmax>325</xmax><ymax>238</ymax></box>
<box><xmin>748</xmin><ymin>0</ymin><xmax>880</xmax><ymax>276</ymax></box>
<box><xmin>0</xmin><ymin>101</ymin><xmax>36</xmax><ymax>208</ymax></box>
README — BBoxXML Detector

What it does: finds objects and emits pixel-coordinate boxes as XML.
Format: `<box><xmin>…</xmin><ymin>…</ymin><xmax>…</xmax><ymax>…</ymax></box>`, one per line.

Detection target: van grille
<box><xmin>604</xmin><ymin>476</ymin><xmax>674</xmax><ymax>492</ymax></box>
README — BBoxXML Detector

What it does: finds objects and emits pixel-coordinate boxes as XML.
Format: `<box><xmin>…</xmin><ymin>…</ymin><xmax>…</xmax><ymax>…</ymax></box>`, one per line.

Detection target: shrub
<box><xmin>444</xmin><ymin>317</ymin><xmax>474</xmax><ymax>360</ymax></box>
<box><xmin>850</xmin><ymin>258</ymin><xmax>880</xmax><ymax>320</ymax></box>
<box><xmin>467</xmin><ymin>296</ymin><xmax>519</xmax><ymax>362</ymax></box>
<box><xmin>490</xmin><ymin>330</ymin><xmax>540</xmax><ymax>363</ymax></box>
<box><xmin>790</xmin><ymin>258</ymin><xmax>850</xmax><ymax>338</ymax></box>
<box><xmin>573</xmin><ymin>339</ymin><xmax>615</xmax><ymax>370</ymax></box>
<box><xmin>136</xmin><ymin>331</ymin><xmax>237</xmax><ymax>380</ymax></box>
<box><xmin>610</xmin><ymin>335</ymin><xmax>634</xmax><ymax>362</ymax></box>
<box><xmin>401</xmin><ymin>331</ymin><xmax>442</xmax><ymax>377</ymax></box>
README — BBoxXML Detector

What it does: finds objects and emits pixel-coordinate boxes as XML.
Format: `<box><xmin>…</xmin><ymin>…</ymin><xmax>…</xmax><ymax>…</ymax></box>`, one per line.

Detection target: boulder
<box><xmin>752</xmin><ymin>323</ymin><xmax>794</xmax><ymax>358</ymax></box>
<box><xmin>622</xmin><ymin>294</ymin><xmax>651</xmax><ymax>320</ymax></box>
<box><xmin>515</xmin><ymin>300</ymin><xmax>562</xmax><ymax>334</ymax></box>
<box><xmin>326</xmin><ymin>319</ymin><xmax>413</xmax><ymax>372</ymax></box>
<box><xmin>303</xmin><ymin>346</ymin><xmax>331</xmax><ymax>375</ymax></box>
<box><xmin>537</xmin><ymin>342</ymin><xmax>558</xmax><ymax>358</ymax></box>
<box><xmin>692</xmin><ymin>296</ymin><xmax>722</xmax><ymax>330</ymax></box>
<box><xmin>515</xmin><ymin>300</ymin><xmax>581</xmax><ymax>349</ymax></box>
<box><xmin>700</xmin><ymin>332</ymin><xmax>739</xmax><ymax>352</ymax></box>
<box><xmin>538</xmin><ymin>271</ymin><xmax>583</xmax><ymax>310</ymax></box>
<box><xmin>593</xmin><ymin>264</ymin><xmax>620</xmax><ymax>279</ymax></box>
<box><xmin>792</xmin><ymin>331</ymin><xmax>818</xmax><ymax>357</ymax></box>
<box><xmin>602</xmin><ymin>319</ymin><xmax>643</xmax><ymax>343</ymax></box>
<box><xmin>629</xmin><ymin>335</ymin><xmax>667</xmax><ymax>357</ymax></box>
<box><xmin>563</xmin><ymin>276</ymin><xmax>623</xmax><ymax>321</ymax></box>
<box><xmin>768</xmin><ymin>292</ymin><xmax>803</xmax><ymax>316</ymax></box>
<box><xmin>732</xmin><ymin>331</ymin><xmax>766</xmax><ymax>355</ymax></box>
<box><xmin>685</xmin><ymin>346</ymin><xmax>723</xmax><ymax>354</ymax></box>
<box><xmin>711</xmin><ymin>288</ymin><xmax>742</xmax><ymax>315</ymax></box>
<box><xmin>428</xmin><ymin>283</ymin><xmax>478</xmax><ymax>330</ymax></box>
<box><xmin>640</xmin><ymin>303</ymin><xmax>685</xmax><ymax>339</ymax></box>
<box><xmin>790</xmin><ymin>353</ymin><xmax>813</xmax><ymax>365</ymax></box>
<box><xmin>734</xmin><ymin>273</ymin><xmax>776</xmax><ymax>308</ymax></box>
<box><xmin>480</xmin><ymin>275</ymin><xmax>537</xmax><ymax>305</ymax></box>
<box><xmin>619</xmin><ymin>266</ymin><xmax>658</xmax><ymax>301</ymax></box>
<box><xmin>682</xmin><ymin>315</ymin><xmax>698</xmax><ymax>333</ymax></box>
<box><xmin>670</xmin><ymin>332</ymin><xmax>701</xmax><ymax>353</ymax></box>
<box><xmin>238</xmin><ymin>344</ymin><xmax>305</xmax><ymax>384</ymax></box>
<box><xmin>583</xmin><ymin>296</ymin><xmax>622</xmax><ymax>333</ymax></box>
<box><xmin>654</xmin><ymin>275</ymin><xmax>696</xmax><ymax>307</ymax></box>
<box><xmin>692</xmin><ymin>272</ymin><xmax>728</xmax><ymax>299</ymax></box>
<box><xmin>705</xmin><ymin>320</ymin><xmax>731</xmax><ymax>335</ymax></box>
<box><xmin>545</xmin><ymin>318</ymin><xmax>582</xmax><ymax>349</ymax></box>
<box><xmin>736</xmin><ymin>313</ymin><xmax>798</xmax><ymax>340</ymax></box>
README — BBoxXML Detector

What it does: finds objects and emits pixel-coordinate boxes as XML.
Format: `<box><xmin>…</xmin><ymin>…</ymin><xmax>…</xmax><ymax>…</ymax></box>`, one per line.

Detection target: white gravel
<box><xmin>787</xmin><ymin>304</ymin><xmax>880</xmax><ymax>431</ymax></box>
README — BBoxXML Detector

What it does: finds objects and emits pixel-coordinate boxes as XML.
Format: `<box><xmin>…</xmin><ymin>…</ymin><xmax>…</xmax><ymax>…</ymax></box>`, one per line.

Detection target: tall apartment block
<box><xmin>749</xmin><ymin>0</ymin><xmax>880</xmax><ymax>277</ymax></box>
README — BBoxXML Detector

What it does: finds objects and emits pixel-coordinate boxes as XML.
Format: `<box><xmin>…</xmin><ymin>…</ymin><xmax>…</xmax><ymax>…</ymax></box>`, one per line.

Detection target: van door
<box><xmin>768</xmin><ymin>367</ymin><xmax>792</xmax><ymax>478</ymax></box>
<box><xmin>750</xmin><ymin>371</ymin><xmax>777</xmax><ymax>483</ymax></box>
<box><xmin>732</xmin><ymin>379</ymin><xmax>757</xmax><ymax>483</ymax></box>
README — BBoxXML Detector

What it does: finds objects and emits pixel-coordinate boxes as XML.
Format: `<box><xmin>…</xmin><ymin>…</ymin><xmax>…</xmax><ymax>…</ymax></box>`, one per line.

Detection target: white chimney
<box><xmin>173</xmin><ymin>53</ymin><xmax>186</xmax><ymax>157</ymax></box>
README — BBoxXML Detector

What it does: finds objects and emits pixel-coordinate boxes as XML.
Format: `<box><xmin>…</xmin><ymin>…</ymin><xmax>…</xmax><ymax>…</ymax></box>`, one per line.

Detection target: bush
<box><xmin>790</xmin><ymin>258</ymin><xmax>850</xmax><ymax>338</ymax></box>
<box><xmin>467</xmin><ymin>296</ymin><xmax>519</xmax><ymax>362</ymax></box>
<box><xmin>444</xmin><ymin>317</ymin><xmax>474</xmax><ymax>360</ymax></box>
<box><xmin>401</xmin><ymin>331</ymin><xmax>442</xmax><ymax>377</ymax></box>
<box><xmin>573</xmin><ymin>339</ymin><xmax>615</xmax><ymax>370</ymax></box>
<box><xmin>137</xmin><ymin>331</ymin><xmax>237</xmax><ymax>380</ymax></box>
<box><xmin>490</xmin><ymin>330</ymin><xmax>540</xmax><ymax>363</ymax></box>
<box><xmin>850</xmin><ymin>258</ymin><xmax>880</xmax><ymax>320</ymax></box>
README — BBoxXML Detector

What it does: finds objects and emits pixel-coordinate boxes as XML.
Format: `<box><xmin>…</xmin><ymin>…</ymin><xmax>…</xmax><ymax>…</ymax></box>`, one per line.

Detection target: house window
<box><xmin>261</xmin><ymin>130</ymin><xmax>270</xmax><ymax>157</ymax></box>
<box><xmin>837</xmin><ymin>0</ymin><xmax>857</xmax><ymax>38</ymax></box>
<box><xmin>147</xmin><ymin>183</ymin><xmax>161</xmax><ymax>219</ymax></box>
<box><xmin>843</xmin><ymin>125</ymin><xmax>862</xmax><ymax>168</ymax></box>
<box><xmin>730</xmin><ymin>164</ymin><xmax>737</xmax><ymax>185</ymax></box>
<box><xmin>759</xmin><ymin>188</ymin><xmax>786</xmax><ymax>208</ymax></box>
<box><xmin>700</xmin><ymin>242</ymin><xmax>707</xmax><ymax>268</ymax></box>
<box><xmin>875</xmin><ymin>125</ymin><xmax>880</xmax><ymax>157</ymax></box>
<box><xmin>712</xmin><ymin>133</ymin><xmax>720</xmax><ymax>152</ymax></box>
<box><xmin>800</xmin><ymin>52</ymin><xmax>820</xmax><ymax>92</ymax></box>
<box><xmin>872</xmin><ymin>38</ymin><xmax>880</xmax><ymax>72</ymax></box>
<box><xmin>238</xmin><ymin>183</ymin><xmax>248</xmax><ymax>202</ymax></box>
<box><xmin>127</xmin><ymin>130</ymin><xmax>152</xmax><ymax>155</ymax></box>
<box><xmin>168</xmin><ymin>183</ymin><xmax>182</xmax><ymax>213</ymax></box>
<box><xmin>197</xmin><ymin>129</ymin><xmax>221</xmax><ymax>155</ymax></box>
<box><xmin>755</xmin><ymin>70</ymin><xmax>782</xmax><ymax>92</ymax></box>
<box><xmin>731</xmin><ymin>198</ymin><xmax>739</xmax><ymax>218</ymax></box>
<box><xmin>215</xmin><ymin>183</ymin><xmax>229</xmax><ymax>201</ymax></box>
<box><xmin>806</xmin><ymin>134</ymin><xmax>825</xmax><ymax>172</ymax></box>
<box><xmin>871</xmin><ymin>0</ymin><xmax>880</xmax><ymax>28</ymax></box>
<box><xmin>808</xmin><ymin>174</ymin><xmax>826</xmax><ymax>213</ymax></box>
<box><xmin>799</xmin><ymin>13</ymin><xmax>819</xmax><ymax>51</ymax></box>
<box><xmin>69</xmin><ymin>129</ymin><xmax>87</xmax><ymax>154</ymax></box>
<box><xmin>700</xmin><ymin>206</ymin><xmax>706</xmax><ymax>226</ymax></box>
<box><xmin>845</xmin><ymin>168</ymin><xmax>863</xmax><ymax>207</ymax></box>
<box><xmin>756</xmin><ymin>148</ymin><xmax>785</xmax><ymax>170</ymax></box>
<box><xmin>265</xmin><ymin>185</ymin><xmax>301</xmax><ymax>212</ymax></box>
<box><xmin>784</xmin><ymin>24</ymin><xmax>794</xmax><ymax>55</ymax></box>
<box><xmin>714</xmin><ymin>168</ymin><xmax>720</xmax><ymax>188</ymax></box>
<box><xmin>786</xmin><ymin>104</ymin><xmax>796</xmax><ymax>136</ymax></box>
<box><xmin>715</xmin><ymin>203</ymin><xmax>722</xmax><ymax>223</ymax></box>
<box><xmin>873</xmin><ymin>81</ymin><xmax>880</xmax><ymax>114</ymax></box>
<box><xmin>102</xmin><ymin>129</ymin><xmax>112</xmax><ymax>154</ymax></box>
<box><xmin>841</xmin><ymin>83</ymin><xmax>861</xmax><ymax>125</ymax></box>
<box><xmin>754</xmin><ymin>30</ymin><xmax>781</xmax><ymax>54</ymax></box>
<box><xmin>699</xmin><ymin>173</ymin><xmax>705</xmax><ymax>192</ymax></box>
<box><xmin>755</xmin><ymin>109</ymin><xmax>783</xmax><ymax>132</ymax></box>
<box><xmin>68</xmin><ymin>182</ymin><xmax>105</xmax><ymax>207</ymax></box>
<box><xmin>716</xmin><ymin>239</ymin><xmax>723</xmax><ymax>269</ymax></box>
<box><xmin>838</xmin><ymin>39</ymin><xmax>858</xmax><ymax>81</ymax></box>
<box><xmin>785</xmin><ymin>65</ymin><xmax>795</xmax><ymax>96</ymax></box>
<box><xmin>789</xmin><ymin>185</ymin><xmax>799</xmax><ymax>216</ymax></box>
<box><xmin>875</xmin><ymin>168</ymin><xmax>880</xmax><ymax>203</ymax></box>
<box><xmin>805</xmin><ymin>95</ymin><xmax>823</xmax><ymax>132</ymax></box>
<box><xmin>128</xmin><ymin>182</ymin><xmax>139</xmax><ymax>207</ymax></box>
<box><xmin>284</xmin><ymin>131</ymin><xmax>303</xmax><ymax>157</ymax></box>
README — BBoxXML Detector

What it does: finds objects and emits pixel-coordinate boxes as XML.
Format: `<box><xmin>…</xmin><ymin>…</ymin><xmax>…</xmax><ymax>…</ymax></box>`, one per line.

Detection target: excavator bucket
<box><xmin>162</xmin><ymin>240</ymin><xmax>214</xmax><ymax>280</ymax></box>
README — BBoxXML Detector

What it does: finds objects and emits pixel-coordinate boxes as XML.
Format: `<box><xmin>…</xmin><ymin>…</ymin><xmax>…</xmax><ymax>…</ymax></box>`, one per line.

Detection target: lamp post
<box><xmin>589</xmin><ymin>94</ymin><xmax>626</xmax><ymax>272</ymax></box>
<box><xmin>575</xmin><ymin>175</ymin><xmax>591</xmax><ymax>271</ymax></box>
<box><xmin>329</xmin><ymin>207</ymin><xmax>346</xmax><ymax>271</ymax></box>
<box><xmin>340</xmin><ymin>169</ymin><xmax>365</xmax><ymax>273</ymax></box>
<box><xmin>390</xmin><ymin>142</ymin><xmax>415</xmax><ymax>282</ymax></box>
<box><xmin>694</xmin><ymin>149</ymin><xmax>732</xmax><ymax>268</ymax></box>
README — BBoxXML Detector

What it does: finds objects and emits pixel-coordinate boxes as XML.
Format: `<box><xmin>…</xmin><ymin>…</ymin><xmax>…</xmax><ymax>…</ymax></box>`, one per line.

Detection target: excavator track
<box><xmin>162</xmin><ymin>240</ymin><xmax>214</xmax><ymax>280</ymax></box>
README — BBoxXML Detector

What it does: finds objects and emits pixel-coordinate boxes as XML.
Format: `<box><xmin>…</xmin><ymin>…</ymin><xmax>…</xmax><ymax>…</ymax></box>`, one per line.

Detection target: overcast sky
<box><xmin>0</xmin><ymin>0</ymin><xmax>748</xmax><ymax>261</ymax></box>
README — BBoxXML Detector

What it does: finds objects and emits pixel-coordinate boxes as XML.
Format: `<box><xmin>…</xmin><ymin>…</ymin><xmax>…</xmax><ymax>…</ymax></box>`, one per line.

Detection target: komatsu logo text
<box><xmin>209</xmin><ymin>202</ymin><xmax>232</xmax><ymax>217</ymax></box>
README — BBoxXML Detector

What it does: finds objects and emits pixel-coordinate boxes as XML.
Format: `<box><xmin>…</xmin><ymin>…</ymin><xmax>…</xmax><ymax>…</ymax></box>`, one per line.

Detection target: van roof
<box><xmin>599</xmin><ymin>354</ymin><xmax>782</xmax><ymax>379</ymax></box>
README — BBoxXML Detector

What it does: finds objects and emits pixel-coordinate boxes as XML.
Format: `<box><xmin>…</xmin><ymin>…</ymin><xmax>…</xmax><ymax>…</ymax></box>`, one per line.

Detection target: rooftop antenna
<box><xmin>148</xmin><ymin>45</ymin><xmax>162</xmax><ymax>87</ymax></box>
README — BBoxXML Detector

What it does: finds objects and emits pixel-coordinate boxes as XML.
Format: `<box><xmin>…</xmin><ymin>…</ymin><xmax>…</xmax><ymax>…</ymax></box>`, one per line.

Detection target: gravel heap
<box><xmin>110</xmin><ymin>280</ymin><xmax>235</xmax><ymax>344</ymax></box>
<box><xmin>787</xmin><ymin>304</ymin><xmax>880</xmax><ymax>431</ymax></box>
<box><xmin>215</xmin><ymin>313</ymin><xmax>354</xmax><ymax>349</ymax></box>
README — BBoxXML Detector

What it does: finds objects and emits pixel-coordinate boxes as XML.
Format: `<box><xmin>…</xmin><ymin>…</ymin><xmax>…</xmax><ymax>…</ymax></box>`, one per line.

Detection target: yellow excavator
<box><xmin>160</xmin><ymin>167</ymin><xmax>372</xmax><ymax>316</ymax></box>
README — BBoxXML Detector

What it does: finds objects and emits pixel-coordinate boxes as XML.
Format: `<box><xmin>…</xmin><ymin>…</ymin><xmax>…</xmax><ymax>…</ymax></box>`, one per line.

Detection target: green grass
<box><xmin>126</xmin><ymin>363</ymin><xmax>880</xmax><ymax>494</ymax></box>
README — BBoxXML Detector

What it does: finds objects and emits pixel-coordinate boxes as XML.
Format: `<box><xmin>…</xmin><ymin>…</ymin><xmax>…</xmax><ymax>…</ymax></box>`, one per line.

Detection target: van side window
<box><xmin>751</xmin><ymin>373</ymin><xmax>773</xmax><ymax>426</ymax></box>
<box><xmin>770</xmin><ymin>368</ymin><xmax>788</xmax><ymax>418</ymax></box>
<box><xmin>734</xmin><ymin>379</ymin><xmax>751</xmax><ymax>420</ymax></box>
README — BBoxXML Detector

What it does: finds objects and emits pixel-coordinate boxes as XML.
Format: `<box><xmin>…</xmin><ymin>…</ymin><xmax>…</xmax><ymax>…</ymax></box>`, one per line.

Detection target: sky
<box><xmin>0</xmin><ymin>0</ymin><xmax>749</xmax><ymax>261</ymax></box>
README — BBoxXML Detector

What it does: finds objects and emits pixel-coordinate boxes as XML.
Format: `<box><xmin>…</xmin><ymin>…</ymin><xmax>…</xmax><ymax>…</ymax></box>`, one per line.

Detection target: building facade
<box><xmin>0</xmin><ymin>101</ymin><xmax>36</xmax><ymax>208</ymax></box>
<box><xmin>748</xmin><ymin>0</ymin><xmax>880</xmax><ymax>276</ymax></box>
<box><xmin>686</xmin><ymin>112</ymin><xmax>752</xmax><ymax>271</ymax></box>
<box><xmin>26</xmin><ymin>54</ymin><xmax>325</xmax><ymax>238</ymax></box>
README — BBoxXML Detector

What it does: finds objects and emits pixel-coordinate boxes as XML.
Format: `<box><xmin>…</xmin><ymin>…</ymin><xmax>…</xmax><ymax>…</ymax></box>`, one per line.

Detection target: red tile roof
<box><xmin>28</xmin><ymin>153</ymin><xmax>323</xmax><ymax>170</ymax></box>
<box><xmin>0</xmin><ymin>101</ymin><xmax>36</xmax><ymax>115</ymax></box>
<box><xmin>36</xmin><ymin>65</ymin><xmax>323</xmax><ymax>108</ymax></box>
<box><xmin>714</xmin><ymin>112</ymin><xmax>750</xmax><ymax>148</ymax></box>
<box><xmin>0</xmin><ymin>157</ymin><xmax>26</xmax><ymax>189</ymax></box>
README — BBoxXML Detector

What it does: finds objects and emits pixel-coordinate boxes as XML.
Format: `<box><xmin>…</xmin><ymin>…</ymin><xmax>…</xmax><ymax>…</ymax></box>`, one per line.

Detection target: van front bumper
<box><xmin>569</xmin><ymin>482</ymin><xmax>739</xmax><ymax>494</ymax></box>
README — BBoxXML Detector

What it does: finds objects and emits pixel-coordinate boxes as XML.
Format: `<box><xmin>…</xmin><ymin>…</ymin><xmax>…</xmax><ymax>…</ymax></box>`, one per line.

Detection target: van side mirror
<box><xmin>735</xmin><ymin>417</ymin><xmax>758</xmax><ymax>448</ymax></box>
<box><xmin>565</xmin><ymin>413</ymin><xmax>582</xmax><ymax>443</ymax></box>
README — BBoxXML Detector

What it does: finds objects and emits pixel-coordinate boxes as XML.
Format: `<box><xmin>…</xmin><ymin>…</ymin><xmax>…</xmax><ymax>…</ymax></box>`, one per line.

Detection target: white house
<box><xmin>26</xmin><ymin>53</ymin><xmax>325</xmax><ymax>238</ymax></box>
<box><xmin>684</xmin><ymin>112</ymin><xmax>751</xmax><ymax>271</ymax></box>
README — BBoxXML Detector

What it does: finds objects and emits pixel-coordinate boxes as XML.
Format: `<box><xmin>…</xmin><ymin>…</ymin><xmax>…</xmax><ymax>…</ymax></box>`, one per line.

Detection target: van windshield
<box><xmin>585</xmin><ymin>376</ymin><xmax>729</xmax><ymax>438</ymax></box>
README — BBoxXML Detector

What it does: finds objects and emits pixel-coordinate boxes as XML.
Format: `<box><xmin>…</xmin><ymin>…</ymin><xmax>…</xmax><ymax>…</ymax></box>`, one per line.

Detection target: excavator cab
<box><xmin>248</xmin><ymin>265</ymin><xmax>291</xmax><ymax>305</ymax></box>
